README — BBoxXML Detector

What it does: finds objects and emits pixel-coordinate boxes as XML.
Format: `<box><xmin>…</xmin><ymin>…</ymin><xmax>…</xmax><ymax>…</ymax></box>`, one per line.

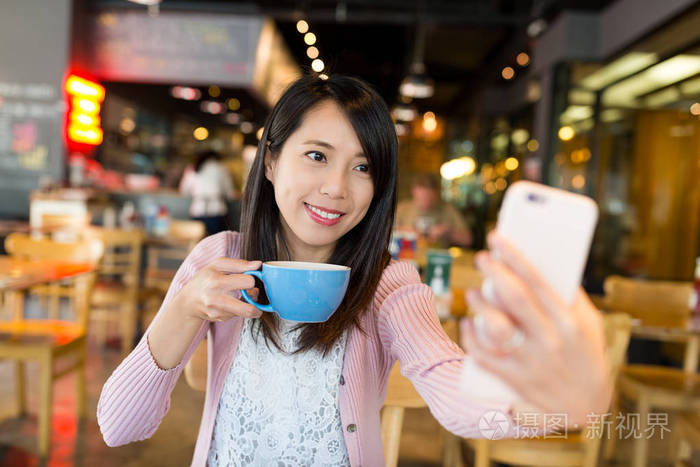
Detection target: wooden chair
<box><xmin>143</xmin><ymin>219</ymin><xmax>205</xmax><ymax>293</ymax></box>
<box><xmin>466</xmin><ymin>312</ymin><xmax>633</xmax><ymax>467</ymax></box>
<box><xmin>600</xmin><ymin>276</ymin><xmax>696</xmax><ymax>467</ymax></box>
<box><xmin>184</xmin><ymin>337</ymin><xmax>208</xmax><ymax>392</ymax></box>
<box><xmin>1</xmin><ymin>233</ymin><xmax>103</xmax><ymax>457</ymax></box>
<box><xmin>380</xmin><ymin>319</ymin><xmax>464</xmax><ymax>467</ymax></box>
<box><xmin>89</xmin><ymin>227</ymin><xmax>144</xmax><ymax>356</ymax></box>
<box><xmin>139</xmin><ymin>220</ymin><xmax>205</xmax><ymax>329</ymax></box>
<box><xmin>381</xmin><ymin>361</ymin><xmax>430</xmax><ymax>467</ymax></box>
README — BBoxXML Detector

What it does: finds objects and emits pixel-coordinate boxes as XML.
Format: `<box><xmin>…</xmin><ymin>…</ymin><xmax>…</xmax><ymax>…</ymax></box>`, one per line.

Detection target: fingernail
<box><xmin>473</xmin><ymin>313</ymin><xmax>489</xmax><ymax>343</ymax></box>
<box><xmin>466</xmin><ymin>289</ymin><xmax>479</xmax><ymax>304</ymax></box>
<box><xmin>481</xmin><ymin>278</ymin><xmax>497</xmax><ymax>305</ymax></box>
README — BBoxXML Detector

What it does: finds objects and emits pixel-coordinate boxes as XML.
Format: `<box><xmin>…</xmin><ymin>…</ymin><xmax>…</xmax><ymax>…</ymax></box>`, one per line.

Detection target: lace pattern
<box><xmin>207</xmin><ymin>318</ymin><xmax>350</xmax><ymax>466</ymax></box>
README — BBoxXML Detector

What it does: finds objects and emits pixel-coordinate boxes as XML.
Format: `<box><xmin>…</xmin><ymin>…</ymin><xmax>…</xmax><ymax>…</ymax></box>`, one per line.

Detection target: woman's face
<box><xmin>265</xmin><ymin>100</ymin><xmax>375</xmax><ymax>262</ymax></box>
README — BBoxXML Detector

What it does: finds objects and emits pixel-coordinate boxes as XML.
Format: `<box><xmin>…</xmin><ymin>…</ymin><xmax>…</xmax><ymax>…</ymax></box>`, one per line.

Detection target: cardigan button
<box><xmin>347</xmin><ymin>423</ymin><xmax>357</xmax><ymax>433</ymax></box>
<box><xmin>339</xmin><ymin>375</ymin><xmax>345</xmax><ymax>385</ymax></box>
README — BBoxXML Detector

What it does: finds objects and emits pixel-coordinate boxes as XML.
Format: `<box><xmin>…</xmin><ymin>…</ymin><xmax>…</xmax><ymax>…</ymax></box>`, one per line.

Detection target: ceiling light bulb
<box><xmin>296</xmin><ymin>20</ymin><xmax>309</xmax><ymax>34</ymax></box>
<box><xmin>304</xmin><ymin>32</ymin><xmax>316</xmax><ymax>45</ymax></box>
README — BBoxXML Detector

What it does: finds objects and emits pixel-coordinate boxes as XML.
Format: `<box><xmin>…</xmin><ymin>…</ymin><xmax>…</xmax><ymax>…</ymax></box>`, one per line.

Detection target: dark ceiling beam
<box><xmin>91</xmin><ymin>1</ymin><xmax>531</xmax><ymax>25</ymax></box>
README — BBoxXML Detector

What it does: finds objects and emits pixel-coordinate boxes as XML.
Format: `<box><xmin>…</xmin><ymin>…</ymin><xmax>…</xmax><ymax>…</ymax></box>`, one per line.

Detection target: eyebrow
<box><xmin>302</xmin><ymin>139</ymin><xmax>367</xmax><ymax>159</ymax></box>
<box><xmin>303</xmin><ymin>139</ymin><xmax>335</xmax><ymax>149</ymax></box>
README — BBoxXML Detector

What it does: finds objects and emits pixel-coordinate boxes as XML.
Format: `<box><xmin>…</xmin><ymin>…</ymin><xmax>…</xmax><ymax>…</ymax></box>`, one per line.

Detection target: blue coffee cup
<box><xmin>240</xmin><ymin>261</ymin><xmax>351</xmax><ymax>323</ymax></box>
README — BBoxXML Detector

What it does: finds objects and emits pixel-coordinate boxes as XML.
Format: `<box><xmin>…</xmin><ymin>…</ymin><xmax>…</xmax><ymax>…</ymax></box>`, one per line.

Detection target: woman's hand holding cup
<box><xmin>174</xmin><ymin>257</ymin><xmax>263</xmax><ymax>323</ymax></box>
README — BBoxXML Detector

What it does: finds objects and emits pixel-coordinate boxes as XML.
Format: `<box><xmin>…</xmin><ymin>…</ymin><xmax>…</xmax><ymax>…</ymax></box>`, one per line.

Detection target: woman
<box><xmin>179</xmin><ymin>150</ymin><xmax>236</xmax><ymax>235</ymax></box>
<box><xmin>98</xmin><ymin>75</ymin><xmax>610</xmax><ymax>466</ymax></box>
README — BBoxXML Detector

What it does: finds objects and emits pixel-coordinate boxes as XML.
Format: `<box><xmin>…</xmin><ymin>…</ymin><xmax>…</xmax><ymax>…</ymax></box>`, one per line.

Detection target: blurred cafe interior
<box><xmin>1</xmin><ymin>0</ymin><xmax>700</xmax><ymax>466</ymax></box>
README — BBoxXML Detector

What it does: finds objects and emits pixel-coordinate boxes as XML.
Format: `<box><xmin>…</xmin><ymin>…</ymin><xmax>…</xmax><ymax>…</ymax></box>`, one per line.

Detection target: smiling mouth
<box><xmin>304</xmin><ymin>202</ymin><xmax>346</xmax><ymax>220</ymax></box>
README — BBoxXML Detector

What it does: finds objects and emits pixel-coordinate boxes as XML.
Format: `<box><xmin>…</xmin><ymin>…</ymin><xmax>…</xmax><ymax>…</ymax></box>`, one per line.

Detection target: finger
<box><xmin>238</xmin><ymin>287</ymin><xmax>261</xmax><ymax>304</ymax></box>
<box><xmin>209</xmin><ymin>294</ymin><xmax>262</xmax><ymax>319</ymax></box>
<box><xmin>210</xmin><ymin>257</ymin><xmax>262</xmax><ymax>274</ymax></box>
<box><xmin>489</xmin><ymin>233</ymin><xmax>572</xmax><ymax>319</ymax></box>
<box><xmin>467</xmin><ymin>290</ymin><xmax>522</xmax><ymax>355</ymax></box>
<box><xmin>460</xmin><ymin>319</ymin><xmax>526</xmax><ymax>388</ymax></box>
<box><xmin>214</xmin><ymin>272</ymin><xmax>257</xmax><ymax>292</ymax></box>
<box><xmin>475</xmin><ymin>252</ymin><xmax>551</xmax><ymax>336</ymax></box>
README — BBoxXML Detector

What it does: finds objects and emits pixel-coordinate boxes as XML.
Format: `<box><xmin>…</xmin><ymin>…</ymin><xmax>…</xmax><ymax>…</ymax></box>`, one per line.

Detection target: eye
<box><xmin>354</xmin><ymin>163</ymin><xmax>370</xmax><ymax>173</ymax></box>
<box><xmin>305</xmin><ymin>151</ymin><xmax>326</xmax><ymax>162</ymax></box>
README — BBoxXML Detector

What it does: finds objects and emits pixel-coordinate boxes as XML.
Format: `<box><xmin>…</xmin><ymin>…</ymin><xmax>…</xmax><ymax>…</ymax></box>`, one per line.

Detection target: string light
<box><xmin>516</xmin><ymin>52</ymin><xmax>530</xmax><ymax>66</ymax></box>
<box><xmin>307</xmin><ymin>46</ymin><xmax>319</xmax><ymax>59</ymax></box>
<box><xmin>311</xmin><ymin>59</ymin><xmax>325</xmax><ymax>72</ymax></box>
<box><xmin>296</xmin><ymin>20</ymin><xmax>309</xmax><ymax>33</ymax></box>
<box><xmin>304</xmin><ymin>32</ymin><xmax>316</xmax><ymax>45</ymax></box>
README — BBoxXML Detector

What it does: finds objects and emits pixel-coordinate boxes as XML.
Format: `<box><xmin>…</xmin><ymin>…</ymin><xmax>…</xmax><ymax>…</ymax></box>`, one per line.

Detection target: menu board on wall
<box><xmin>0</xmin><ymin>0</ymin><xmax>71</xmax><ymax>191</ymax></box>
<box><xmin>90</xmin><ymin>11</ymin><xmax>264</xmax><ymax>86</ymax></box>
<box><xmin>0</xmin><ymin>83</ymin><xmax>65</xmax><ymax>187</ymax></box>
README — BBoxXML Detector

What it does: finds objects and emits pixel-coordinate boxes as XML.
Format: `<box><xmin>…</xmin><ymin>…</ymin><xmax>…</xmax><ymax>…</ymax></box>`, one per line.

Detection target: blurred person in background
<box><xmin>180</xmin><ymin>150</ymin><xmax>236</xmax><ymax>235</ymax></box>
<box><xmin>395</xmin><ymin>172</ymin><xmax>472</xmax><ymax>248</ymax></box>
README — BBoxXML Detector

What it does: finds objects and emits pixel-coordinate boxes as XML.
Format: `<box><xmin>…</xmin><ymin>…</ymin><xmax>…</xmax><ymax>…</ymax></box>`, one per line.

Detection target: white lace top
<box><xmin>207</xmin><ymin>318</ymin><xmax>350</xmax><ymax>466</ymax></box>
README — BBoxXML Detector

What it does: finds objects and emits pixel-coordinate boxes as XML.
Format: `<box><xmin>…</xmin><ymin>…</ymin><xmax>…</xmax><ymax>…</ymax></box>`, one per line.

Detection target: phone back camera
<box><xmin>527</xmin><ymin>193</ymin><xmax>545</xmax><ymax>203</ymax></box>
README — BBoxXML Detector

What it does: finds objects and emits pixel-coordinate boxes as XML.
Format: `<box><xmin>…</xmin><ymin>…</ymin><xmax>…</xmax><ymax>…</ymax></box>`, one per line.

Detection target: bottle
<box><xmin>153</xmin><ymin>204</ymin><xmax>170</xmax><ymax>236</ymax></box>
<box><xmin>430</xmin><ymin>265</ymin><xmax>446</xmax><ymax>295</ymax></box>
<box><xmin>430</xmin><ymin>266</ymin><xmax>452</xmax><ymax>319</ymax></box>
<box><xmin>142</xmin><ymin>198</ymin><xmax>158</xmax><ymax>234</ymax></box>
<box><xmin>119</xmin><ymin>202</ymin><xmax>136</xmax><ymax>229</ymax></box>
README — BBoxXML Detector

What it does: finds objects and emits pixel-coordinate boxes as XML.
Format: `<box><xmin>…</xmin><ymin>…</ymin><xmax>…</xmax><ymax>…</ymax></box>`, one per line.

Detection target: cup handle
<box><xmin>240</xmin><ymin>270</ymin><xmax>275</xmax><ymax>312</ymax></box>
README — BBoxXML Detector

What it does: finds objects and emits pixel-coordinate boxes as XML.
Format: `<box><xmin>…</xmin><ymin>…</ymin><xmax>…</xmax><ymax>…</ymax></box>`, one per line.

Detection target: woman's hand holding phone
<box><xmin>461</xmin><ymin>232</ymin><xmax>610</xmax><ymax>429</ymax></box>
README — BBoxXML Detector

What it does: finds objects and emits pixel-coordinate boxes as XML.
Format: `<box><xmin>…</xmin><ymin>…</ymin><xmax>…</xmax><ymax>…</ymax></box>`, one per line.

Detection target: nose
<box><xmin>320</xmin><ymin>167</ymin><xmax>348</xmax><ymax>199</ymax></box>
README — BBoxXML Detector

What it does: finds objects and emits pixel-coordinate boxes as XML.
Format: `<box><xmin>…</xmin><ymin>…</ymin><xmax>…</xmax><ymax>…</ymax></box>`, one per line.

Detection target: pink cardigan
<box><xmin>97</xmin><ymin>231</ymin><xmax>515</xmax><ymax>466</ymax></box>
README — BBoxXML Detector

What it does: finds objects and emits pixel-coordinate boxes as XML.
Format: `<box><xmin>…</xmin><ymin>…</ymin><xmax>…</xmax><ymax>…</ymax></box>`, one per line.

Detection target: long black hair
<box><xmin>239</xmin><ymin>74</ymin><xmax>398</xmax><ymax>354</ymax></box>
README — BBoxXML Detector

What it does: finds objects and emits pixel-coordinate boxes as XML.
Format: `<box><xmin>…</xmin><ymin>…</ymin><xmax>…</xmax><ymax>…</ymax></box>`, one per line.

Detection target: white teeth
<box><xmin>306</xmin><ymin>203</ymin><xmax>342</xmax><ymax>219</ymax></box>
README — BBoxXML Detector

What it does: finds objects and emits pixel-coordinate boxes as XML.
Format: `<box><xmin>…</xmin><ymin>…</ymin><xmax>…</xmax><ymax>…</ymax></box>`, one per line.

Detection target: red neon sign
<box><xmin>65</xmin><ymin>74</ymin><xmax>104</xmax><ymax>146</ymax></box>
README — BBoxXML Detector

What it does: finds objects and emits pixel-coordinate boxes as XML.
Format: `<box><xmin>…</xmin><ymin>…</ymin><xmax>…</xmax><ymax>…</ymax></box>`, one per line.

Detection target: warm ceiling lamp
<box><xmin>311</xmin><ymin>59</ymin><xmax>325</xmax><ymax>72</ymax></box>
<box><xmin>516</xmin><ymin>52</ymin><xmax>530</xmax><ymax>66</ymax></box>
<box><xmin>307</xmin><ymin>46</ymin><xmax>319</xmax><ymax>59</ymax></box>
<box><xmin>304</xmin><ymin>32</ymin><xmax>317</xmax><ymax>45</ymax></box>
<box><xmin>558</xmin><ymin>126</ymin><xmax>575</xmax><ymax>141</ymax></box>
<box><xmin>400</xmin><ymin>24</ymin><xmax>434</xmax><ymax>99</ymax></box>
<box><xmin>502</xmin><ymin>67</ymin><xmax>515</xmax><ymax>80</ymax></box>
<box><xmin>296</xmin><ymin>20</ymin><xmax>309</xmax><ymax>34</ymax></box>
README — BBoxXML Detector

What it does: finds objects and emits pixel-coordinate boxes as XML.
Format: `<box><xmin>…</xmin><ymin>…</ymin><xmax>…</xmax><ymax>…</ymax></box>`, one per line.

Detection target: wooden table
<box><xmin>0</xmin><ymin>256</ymin><xmax>92</xmax><ymax>320</ymax></box>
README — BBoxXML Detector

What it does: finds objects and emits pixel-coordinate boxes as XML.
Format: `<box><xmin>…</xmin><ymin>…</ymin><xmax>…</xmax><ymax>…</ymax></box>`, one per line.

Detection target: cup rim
<box><xmin>264</xmin><ymin>261</ymin><xmax>350</xmax><ymax>271</ymax></box>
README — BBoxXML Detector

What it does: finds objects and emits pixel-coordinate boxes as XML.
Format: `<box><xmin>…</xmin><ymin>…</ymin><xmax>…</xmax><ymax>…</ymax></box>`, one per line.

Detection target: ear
<box><xmin>264</xmin><ymin>150</ymin><xmax>275</xmax><ymax>183</ymax></box>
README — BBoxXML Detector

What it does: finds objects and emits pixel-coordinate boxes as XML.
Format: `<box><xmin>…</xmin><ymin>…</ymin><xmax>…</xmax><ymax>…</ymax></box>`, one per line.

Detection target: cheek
<box><xmin>353</xmin><ymin>182</ymin><xmax>374</xmax><ymax>216</ymax></box>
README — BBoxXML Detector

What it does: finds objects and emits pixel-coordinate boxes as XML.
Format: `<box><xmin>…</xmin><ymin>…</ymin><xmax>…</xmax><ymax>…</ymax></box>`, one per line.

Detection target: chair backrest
<box><xmin>602</xmin><ymin>312</ymin><xmax>633</xmax><ymax>378</ymax></box>
<box><xmin>145</xmin><ymin>220</ymin><xmax>204</xmax><ymax>290</ymax></box>
<box><xmin>603</xmin><ymin>275</ymin><xmax>693</xmax><ymax>327</ymax></box>
<box><xmin>5</xmin><ymin>231</ymin><xmax>103</xmax><ymax>264</ymax></box>
<box><xmin>91</xmin><ymin>227</ymin><xmax>144</xmax><ymax>289</ymax></box>
<box><xmin>383</xmin><ymin>362</ymin><xmax>428</xmax><ymax>408</ymax></box>
<box><xmin>169</xmin><ymin>219</ymin><xmax>206</xmax><ymax>247</ymax></box>
<box><xmin>40</xmin><ymin>212</ymin><xmax>90</xmax><ymax>230</ymax></box>
<box><xmin>4</xmin><ymin>232</ymin><xmax>104</xmax><ymax>330</ymax></box>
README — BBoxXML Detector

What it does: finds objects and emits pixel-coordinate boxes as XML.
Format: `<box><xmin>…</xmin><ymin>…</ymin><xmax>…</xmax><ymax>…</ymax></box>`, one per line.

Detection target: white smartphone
<box><xmin>495</xmin><ymin>180</ymin><xmax>598</xmax><ymax>305</ymax></box>
<box><xmin>461</xmin><ymin>181</ymin><xmax>598</xmax><ymax>405</ymax></box>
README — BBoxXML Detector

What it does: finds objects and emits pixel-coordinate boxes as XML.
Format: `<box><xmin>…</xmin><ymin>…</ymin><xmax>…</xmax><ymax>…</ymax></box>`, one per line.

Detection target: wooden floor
<box><xmin>0</xmin><ymin>342</ymin><xmax>695</xmax><ymax>466</ymax></box>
